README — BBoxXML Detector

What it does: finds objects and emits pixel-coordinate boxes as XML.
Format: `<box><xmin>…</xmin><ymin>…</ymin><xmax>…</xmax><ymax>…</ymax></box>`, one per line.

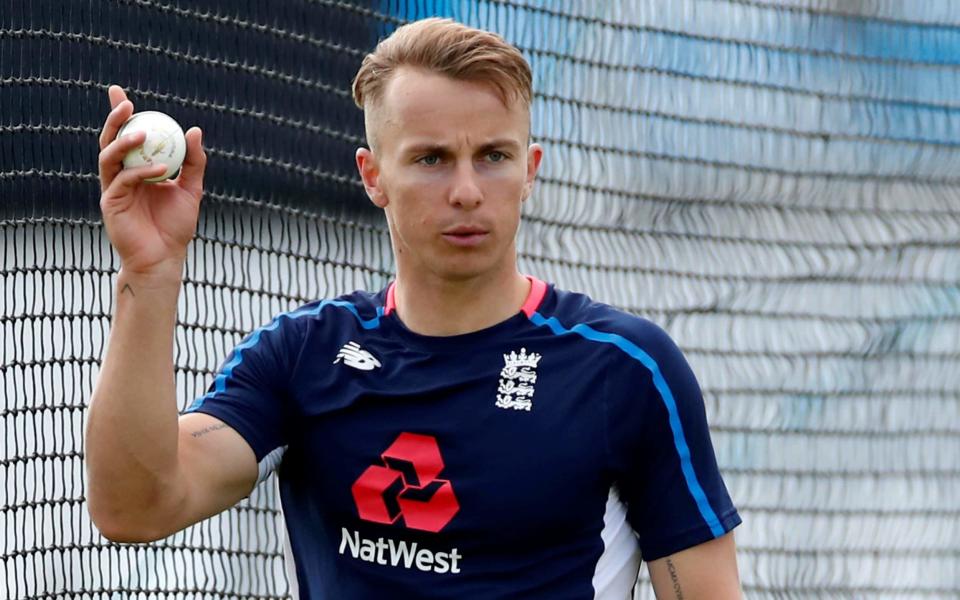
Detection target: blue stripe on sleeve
<box><xmin>528</xmin><ymin>312</ymin><xmax>725</xmax><ymax>538</ymax></box>
<box><xmin>186</xmin><ymin>300</ymin><xmax>382</xmax><ymax>412</ymax></box>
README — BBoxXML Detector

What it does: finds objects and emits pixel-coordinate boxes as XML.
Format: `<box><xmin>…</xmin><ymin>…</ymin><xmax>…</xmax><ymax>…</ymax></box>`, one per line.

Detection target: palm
<box><xmin>103</xmin><ymin>179</ymin><xmax>202</xmax><ymax>273</ymax></box>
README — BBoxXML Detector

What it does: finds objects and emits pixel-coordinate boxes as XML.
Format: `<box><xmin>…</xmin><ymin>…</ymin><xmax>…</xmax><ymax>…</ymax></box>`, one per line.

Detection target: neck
<box><xmin>392</xmin><ymin>269</ymin><xmax>531</xmax><ymax>336</ymax></box>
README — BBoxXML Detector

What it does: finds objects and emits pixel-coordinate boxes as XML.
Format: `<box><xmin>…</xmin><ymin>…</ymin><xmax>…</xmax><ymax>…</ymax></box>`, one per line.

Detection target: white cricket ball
<box><xmin>117</xmin><ymin>111</ymin><xmax>187</xmax><ymax>183</ymax></box>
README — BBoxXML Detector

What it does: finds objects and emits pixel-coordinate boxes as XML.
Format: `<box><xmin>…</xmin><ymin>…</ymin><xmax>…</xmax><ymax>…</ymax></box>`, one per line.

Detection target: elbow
<box><xmin>87</xmin><ymin>500</ymin><xmax>172</xmax><ymax>544</ymax></box>
<box><xmin>94</xmin><ymin>522</ymin><xmax>164</xmax><ymax>544</ymax></box>
<box><xmin>85</xmin><ymin>460</ymin><xmax>186</xmax><ymax>543</ymax></box>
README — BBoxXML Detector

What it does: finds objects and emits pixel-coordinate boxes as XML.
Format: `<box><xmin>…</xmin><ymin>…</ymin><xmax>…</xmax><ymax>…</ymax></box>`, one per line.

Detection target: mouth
<box><xmin>441</xmin><ymin>226</ymin><xmax>489</xmax><ymax>247</ymax></box>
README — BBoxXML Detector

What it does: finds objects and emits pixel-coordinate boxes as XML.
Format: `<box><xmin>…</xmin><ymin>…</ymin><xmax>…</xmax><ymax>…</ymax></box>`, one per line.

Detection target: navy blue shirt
<box><xmin>187</xmin><ymin>278</ymin><xmax>740</xmax><ymax>599</ymax></box>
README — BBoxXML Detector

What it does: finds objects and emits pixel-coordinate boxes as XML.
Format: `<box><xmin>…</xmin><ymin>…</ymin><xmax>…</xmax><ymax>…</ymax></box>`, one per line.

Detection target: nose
<box><xmin>449</xmin><ymin>161</ymin><xmax>482</xmax><ymax>209</ymax></box>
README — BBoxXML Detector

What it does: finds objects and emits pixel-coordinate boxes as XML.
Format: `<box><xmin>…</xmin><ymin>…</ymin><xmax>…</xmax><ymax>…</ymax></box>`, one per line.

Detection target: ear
<box><xmin>522</xmin><ymin>143</ymin><xmax>544</xmax><ymax>202</ymax></box>
<box><xmin>356</xmin><ymin>147</ymin><xmax>388</xmax><ymax>208</ymax></box>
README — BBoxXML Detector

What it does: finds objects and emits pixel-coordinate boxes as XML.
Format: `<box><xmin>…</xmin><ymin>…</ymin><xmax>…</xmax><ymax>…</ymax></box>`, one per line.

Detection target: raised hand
<box><xmin>98</xmin><ymin>85</ymin><xmax>207</xmax><ymax>276</ymax></box>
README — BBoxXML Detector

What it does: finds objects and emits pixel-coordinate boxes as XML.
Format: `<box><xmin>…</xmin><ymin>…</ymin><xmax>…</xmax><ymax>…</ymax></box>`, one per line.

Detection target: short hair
<box><xmin>352</xmin><ymin>18</ymin><xmax>533</xmax><ymax>111</ymax></box>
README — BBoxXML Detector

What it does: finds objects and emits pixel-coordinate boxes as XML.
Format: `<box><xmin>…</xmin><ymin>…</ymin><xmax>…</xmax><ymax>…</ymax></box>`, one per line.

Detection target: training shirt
<box><xmin>187</xmin><ymin>277</ymin><xmax>741</xmax><ymax>599</ymax></box>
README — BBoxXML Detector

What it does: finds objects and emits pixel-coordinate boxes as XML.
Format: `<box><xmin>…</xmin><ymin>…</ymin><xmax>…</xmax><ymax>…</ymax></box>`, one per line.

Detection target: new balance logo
<box><xmin>334</xmin><ymin>341</ymin><xmax>381</xmax><ymax>371</ymax></box>
<box><xmin>351</xmin><ymin>433</ymin><xmax>460</xmax><ymax>533</ymax></box>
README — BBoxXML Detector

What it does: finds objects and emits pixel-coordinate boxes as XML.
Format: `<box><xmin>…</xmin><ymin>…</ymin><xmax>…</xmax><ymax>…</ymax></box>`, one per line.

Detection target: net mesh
<box><xmin>3</xmin><ymin>0</ymin><xmax>959</xmax><ymax>597</ymax></box>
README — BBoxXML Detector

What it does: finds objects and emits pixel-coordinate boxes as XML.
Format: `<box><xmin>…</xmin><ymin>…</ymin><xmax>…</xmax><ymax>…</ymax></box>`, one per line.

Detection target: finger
<box><xmin>108</xmin><ymin>85</ymin><xmax>129</xmax><ymax>110</ymax></box>
<box><xmin>174</xmin><ymin>127</ymin><xmax>207</xmax><ymax>197</ymax></box>
<box><xmin>99</xmin><ymin>130</ymin><xmax>146</xmax><ymax>192</ymax></box>
<box><xmin>102</xmin><ymin>164</ymin><xmax>168</xmax><ymax>205</ymax></box>
<box><xmin>99</xmin><ymin>99</ymin><xmax>135</xmax><ymax>151</ymax></box>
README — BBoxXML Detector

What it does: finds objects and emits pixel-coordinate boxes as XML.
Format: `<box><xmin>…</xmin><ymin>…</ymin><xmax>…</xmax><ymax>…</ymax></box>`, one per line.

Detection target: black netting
<box><xmin>2</xmin><ymin>0</ymin><xmax>959</xmax><ymax>598</ymax></box>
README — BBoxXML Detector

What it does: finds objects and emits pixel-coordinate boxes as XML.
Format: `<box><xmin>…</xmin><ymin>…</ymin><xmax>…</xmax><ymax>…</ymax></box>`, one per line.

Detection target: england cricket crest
<box><xmin>495</xmin><ymin>348</ymin><xmax>542</xmax><ymax>411</ymax></box>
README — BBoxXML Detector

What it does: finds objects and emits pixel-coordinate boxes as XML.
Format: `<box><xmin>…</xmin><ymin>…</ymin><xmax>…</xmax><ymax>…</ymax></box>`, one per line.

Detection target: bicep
<box><xmin>613</xmin><ymin>323</ymin><xmax>740</xmax><ymax>558</ymax></box>
<box><xmin>168</xmin><ymin>412</ymin><xmax>259</xmax><ymax>532</ymax></box>
<box><xmin>647</xmin><ymin>532</ymin><xmax>741</xmax><ymax>600</ymax></box>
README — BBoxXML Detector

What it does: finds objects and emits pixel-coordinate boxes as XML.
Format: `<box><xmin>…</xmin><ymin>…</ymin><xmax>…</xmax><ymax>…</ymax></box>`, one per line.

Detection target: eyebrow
<box><xmin>479</xmin><ymin>139</ymin><xmax>522</xmax><ymax>153</ymax></box>
<box><xmin>403</xmin><ymin>139</ymin><xmax>522</xmax><ymax>155</ymax></box>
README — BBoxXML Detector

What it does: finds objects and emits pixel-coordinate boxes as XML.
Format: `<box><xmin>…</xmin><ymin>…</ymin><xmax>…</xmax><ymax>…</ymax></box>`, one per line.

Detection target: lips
<box><xmin>441</xmin><ymin>226</ymin><xmax>489</xmax><ymax>247</ymax></box>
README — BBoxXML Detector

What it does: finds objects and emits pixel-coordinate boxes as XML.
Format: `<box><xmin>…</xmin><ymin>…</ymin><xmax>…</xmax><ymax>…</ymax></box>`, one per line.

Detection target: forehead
<box><xmin>370</xmin><ymin>67</ymin><xmax>529</xmax><ymax>149</ymax></box>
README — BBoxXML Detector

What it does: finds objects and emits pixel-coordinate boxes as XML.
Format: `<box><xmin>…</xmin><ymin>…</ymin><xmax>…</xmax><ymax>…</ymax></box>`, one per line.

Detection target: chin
<box><xmin>430</xmin><ymin>256</ymin><xmax>503</xmax><ymax>283</ymax></box>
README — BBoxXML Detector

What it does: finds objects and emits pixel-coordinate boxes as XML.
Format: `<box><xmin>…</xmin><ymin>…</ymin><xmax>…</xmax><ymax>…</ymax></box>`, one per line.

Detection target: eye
<box><xmin>418</xmin><ymin>154</ymin><xmax>441</xmax><ymax>166</ymax></box>
<box><xmin>487</xmin><ymin>151</ymin><xmax>506</xmax><ymax>162</ymax></box>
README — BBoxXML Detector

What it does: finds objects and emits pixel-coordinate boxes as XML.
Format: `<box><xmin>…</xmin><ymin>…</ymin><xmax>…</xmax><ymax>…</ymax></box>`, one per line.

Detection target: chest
<box><xmin>282</xmin><ymin>339</ymin><xmax>615</xmax><ymax>542</ymax></box>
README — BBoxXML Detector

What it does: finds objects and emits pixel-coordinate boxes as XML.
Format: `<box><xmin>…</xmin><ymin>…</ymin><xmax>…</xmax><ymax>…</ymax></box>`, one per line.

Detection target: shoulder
<box><xmin>245</xmin><ymin>288</ymin><xmax>387</xmax><ymax>349</ymax></box>
<box><xmin>277</xmin><ymin>288</ymin><xmax>385</xmax><ymax>327</ymax></box>
<box><xmin>539</xmin><ymin>285</ymin><xmax>678</xmax><ymax>361</ymax></box>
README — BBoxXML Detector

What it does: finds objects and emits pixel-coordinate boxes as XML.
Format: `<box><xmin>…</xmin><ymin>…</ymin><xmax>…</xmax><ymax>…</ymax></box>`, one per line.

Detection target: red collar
<box><xmin>383</xmin><ymin>275</ymin><xmax>547</xmax><ymax>318</ymax></box>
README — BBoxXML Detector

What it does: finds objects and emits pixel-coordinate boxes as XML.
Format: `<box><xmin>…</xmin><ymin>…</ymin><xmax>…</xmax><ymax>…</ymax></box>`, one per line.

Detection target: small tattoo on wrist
<box><xmin>121</xmin><ymin>283</ymin><xmax>135</xmax><ymax>296</ymax></box>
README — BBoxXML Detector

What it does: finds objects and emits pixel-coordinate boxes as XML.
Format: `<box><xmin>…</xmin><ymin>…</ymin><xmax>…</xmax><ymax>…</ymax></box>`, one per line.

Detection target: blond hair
<box><xmin>352</xmin><ymin>18</ymin><xmax>532</xmax><ymax>110</ymax></box>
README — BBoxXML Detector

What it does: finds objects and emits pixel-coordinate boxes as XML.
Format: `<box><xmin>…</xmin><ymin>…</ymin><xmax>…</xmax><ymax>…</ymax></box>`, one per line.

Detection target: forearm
<box><xmin>85</xmin><ymin>261</ymin><xmax>186</xmax><ymax>538</ymax></box>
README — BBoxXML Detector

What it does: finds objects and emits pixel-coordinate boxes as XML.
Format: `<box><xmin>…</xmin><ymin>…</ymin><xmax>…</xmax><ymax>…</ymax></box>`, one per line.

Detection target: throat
<box><xmin>391</xmin><ymin>273</ymin><xmax>531</xmax><ymax>336</ymax></box>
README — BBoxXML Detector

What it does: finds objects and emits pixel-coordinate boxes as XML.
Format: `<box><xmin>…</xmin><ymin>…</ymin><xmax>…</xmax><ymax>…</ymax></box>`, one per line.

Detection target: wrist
<box><xmin>117</xmin><ymin>258</ymin><xmax>185</xmax><ymax>292</ymax></box>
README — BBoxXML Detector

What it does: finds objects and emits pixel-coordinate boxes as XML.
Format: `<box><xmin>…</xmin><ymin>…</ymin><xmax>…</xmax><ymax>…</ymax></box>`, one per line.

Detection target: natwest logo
<box><xmin>351</xmin><ymin>432</ymin><xmax>460</xmax><ymax>533</ymax></box>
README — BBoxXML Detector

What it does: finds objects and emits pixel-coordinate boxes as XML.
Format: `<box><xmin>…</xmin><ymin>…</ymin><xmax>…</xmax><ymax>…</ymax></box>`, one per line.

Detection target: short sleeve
<box><xmin>184</xmin><ymin>312</ymin><xmax>303</xmax><ymax>479</ymax></box>
<box><xmin>607</xmin><ymin>319</ymin><xmax>740</xmax><ymax>561</ymax></box>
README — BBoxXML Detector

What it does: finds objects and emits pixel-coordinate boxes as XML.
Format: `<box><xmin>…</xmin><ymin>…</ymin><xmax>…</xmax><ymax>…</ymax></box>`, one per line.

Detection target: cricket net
<box><xmin>2</xmin><ymin>0</ymin><xmax>959</xmax><ymax>597</ymax></box>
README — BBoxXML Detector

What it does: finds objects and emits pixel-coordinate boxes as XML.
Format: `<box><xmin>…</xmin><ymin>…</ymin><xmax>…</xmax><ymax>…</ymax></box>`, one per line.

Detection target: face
<box><xmin>356</xmin><ymin>67</ymin><xmax>542</xmax><ymax>284</ymax></box>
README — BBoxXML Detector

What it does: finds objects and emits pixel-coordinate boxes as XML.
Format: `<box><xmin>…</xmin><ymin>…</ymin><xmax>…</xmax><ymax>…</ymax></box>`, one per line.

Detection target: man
<box><xmin>88</xmin><ymin>18</ymin><xmax>742</xmax><ymax>599</ymax></box>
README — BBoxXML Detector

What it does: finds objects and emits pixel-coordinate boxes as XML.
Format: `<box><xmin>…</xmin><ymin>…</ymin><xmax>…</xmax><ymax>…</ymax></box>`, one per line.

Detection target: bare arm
<box><xmin>647</xmin><ymin>532</ymin><xmax>742</xmax><ymax>600</ymax></box>
<box><xmin>85</xmin><ymin>86</ymin><xmax>257</xmax><ymax>542</ymax></box>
